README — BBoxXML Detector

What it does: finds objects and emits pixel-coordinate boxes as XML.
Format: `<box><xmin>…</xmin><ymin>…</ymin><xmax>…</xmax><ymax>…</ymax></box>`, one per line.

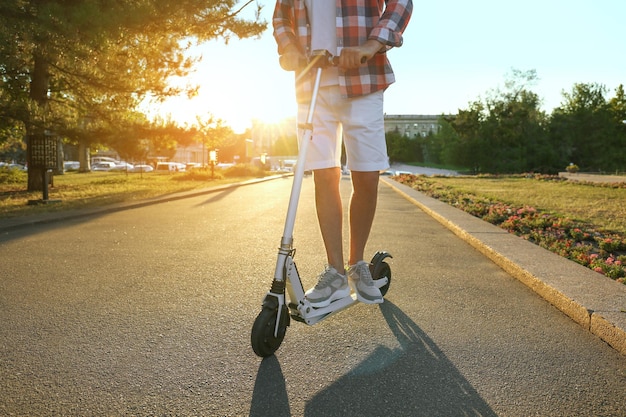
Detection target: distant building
<box><xmin>383</xmin><ymin>114</ymin><xmax>444</xmax><ymax>138</ymax></box>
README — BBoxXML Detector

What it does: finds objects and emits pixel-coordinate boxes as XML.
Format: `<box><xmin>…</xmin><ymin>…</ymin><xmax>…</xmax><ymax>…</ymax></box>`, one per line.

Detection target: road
<box><xmin>1</xmin><ymin>176</ymin><xmax>625</xmax><ymax>416</ymax></box>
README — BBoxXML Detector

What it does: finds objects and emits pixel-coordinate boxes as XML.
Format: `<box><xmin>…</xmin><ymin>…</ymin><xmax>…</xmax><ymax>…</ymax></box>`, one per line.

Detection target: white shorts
<box><xmin>297</xmin><ymin>86</ymin><xmax>389</xmax><ymax>172</ymax></box>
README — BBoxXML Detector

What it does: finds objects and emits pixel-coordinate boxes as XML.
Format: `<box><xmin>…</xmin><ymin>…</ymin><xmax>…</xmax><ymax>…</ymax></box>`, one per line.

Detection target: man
<box><xmin>273</xmin><ymin>0</ymin><xmax>412</xmax><ymax>307</ymax></box>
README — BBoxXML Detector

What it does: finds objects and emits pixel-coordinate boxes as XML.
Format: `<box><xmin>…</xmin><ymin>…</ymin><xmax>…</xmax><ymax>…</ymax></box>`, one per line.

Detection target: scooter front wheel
<box><xmin>251</xmin><ymin>298</ymin><xmax>289</xmax><ymax>357</ymax></box>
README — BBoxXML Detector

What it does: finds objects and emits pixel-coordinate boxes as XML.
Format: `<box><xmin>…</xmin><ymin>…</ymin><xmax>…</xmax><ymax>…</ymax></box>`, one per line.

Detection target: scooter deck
<box><xmin>288</xmin><ymin>276</ymin><xmax>389</xmax><ymax>325</ymax></box>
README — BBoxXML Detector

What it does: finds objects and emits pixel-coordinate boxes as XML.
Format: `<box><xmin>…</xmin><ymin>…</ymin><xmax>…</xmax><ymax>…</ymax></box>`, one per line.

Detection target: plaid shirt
<box><xmin>273</xmin><ymin>0</ymin><xmax>412</xmax><ymax>102</ymax></box>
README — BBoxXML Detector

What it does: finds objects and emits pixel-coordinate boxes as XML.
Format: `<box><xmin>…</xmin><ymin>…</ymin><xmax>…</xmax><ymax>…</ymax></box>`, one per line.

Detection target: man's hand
<box><xmin>337</xmin><ymin>39</ymin><xmax>384</xmax><ymax>69</ymax></box>
<box><xmin>279</xmin><ymin>44</ymin><xmax>307</xmax><ymax>71</ymax></box>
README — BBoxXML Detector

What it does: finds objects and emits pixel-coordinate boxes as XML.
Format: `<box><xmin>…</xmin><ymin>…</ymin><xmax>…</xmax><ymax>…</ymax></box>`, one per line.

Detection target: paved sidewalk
<box><xmin>2</xmin><ymin>174</ymin><xmax>625</xmax><ymax>356</ymax></box>
<box><xmin>558</xmin><ymin>172</ymin><xmax>626</xmax><ymax>184</ymax></box>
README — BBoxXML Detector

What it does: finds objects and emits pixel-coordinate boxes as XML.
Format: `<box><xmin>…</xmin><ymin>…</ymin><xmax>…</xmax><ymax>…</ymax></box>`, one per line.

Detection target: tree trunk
<box><xmin>27</xmin><ymin>51</ymin><xmax>51</xmax><ymax>192</ymax></box>
<box><xmin>78</xmin><ymin>140</ymin><xmax>91</xmax><ymax>172</ymax></box>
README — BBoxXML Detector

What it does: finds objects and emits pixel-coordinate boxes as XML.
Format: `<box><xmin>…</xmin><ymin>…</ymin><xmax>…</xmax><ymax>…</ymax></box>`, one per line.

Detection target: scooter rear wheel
<box><xmin>251</xmin><ymin>306</ymin><xmax>287</xmax><ymax>357</ymax></box>
<box><xmin>370</xmin><ymin>251</ymin><xmax>393</xmax><ymax>297</ymax></box>
<box><xmin>374</xmin><ymin>261</ymin><xmax>392</xmax><ymax>296</ymax></box>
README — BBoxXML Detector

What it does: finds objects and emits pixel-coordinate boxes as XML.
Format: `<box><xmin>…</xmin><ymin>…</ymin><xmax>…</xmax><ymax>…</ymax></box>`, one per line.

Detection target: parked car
<box><xmin>155</xmin><ymin>162</ymin><xmax>185</xmax><ymax>172</ymax></box>
<box><xmin>130</xmin><ymin>164</ymin><xmax>154</xmax><ymax>173</ymax></box>
<box><xmin>279</xmin><ymin>160</ymin><xmax>297</xmax><ymax>172</ymax></box>
<box><xmin>186</xmin><ymin>162</ymin><xmax>203</xmax><ymax>170</ymax></box>
<box><xmin>215</xmin><ymin>163</ymin><xmax>234</xmax><ymax>170</ymax></box>
<box><xmin>92</xmin><ymin>161</ymin><xmax>116</xmax><ymax>171</ymax></box>
<box><xmin>7</xmin><ymin>163</ymin><xmax>27</xmax><ymax>171</ymax></box>
<box><xmin>64</xmin><ymin>161</ymin><xmax>80</xmax><ymax>171</ymax></box>
<box><xmin>91</xmin><ymin>156</ymin><xmax>117</xmax><ymax>166</ymax></box>
<box><xmin>110</xmin><ymin>162</ymin><xmax>134</xmax><ymax>171</ymax></box>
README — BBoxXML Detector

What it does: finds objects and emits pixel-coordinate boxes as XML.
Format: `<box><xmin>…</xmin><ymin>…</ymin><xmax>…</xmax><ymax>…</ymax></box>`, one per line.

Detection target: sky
<box><xmin>146</xmin><ymin>0</ymin><xmax>625</xmax><ymax>133</ymax></box>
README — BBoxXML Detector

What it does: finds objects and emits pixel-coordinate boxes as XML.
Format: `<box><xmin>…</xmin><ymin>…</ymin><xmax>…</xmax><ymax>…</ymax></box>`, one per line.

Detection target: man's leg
<box><xmin>313</xmin><ymin>167</ymin><xmax>344</xmax><ymax>273</ymax></box>
<box><xmin>348</xmin><ymin>170</ymin><xmax>379</xmax><ymax>265</ymax></box>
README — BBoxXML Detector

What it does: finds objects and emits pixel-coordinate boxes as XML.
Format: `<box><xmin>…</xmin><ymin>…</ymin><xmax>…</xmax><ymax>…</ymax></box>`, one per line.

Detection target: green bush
<box><xmin>0</xmin><ymin>167</ymin><xmax>26</xmax><ymax>184</ymax></box>
<box><xmin>223</xmin><ymin>164</ymin><xmax>266</xmax><ymax>178</ymax></box>
<box><xmin>566</xmin><ymin>164</ymin><xmax>579</xmax><ymax>173</ymax></box>
<box><xmin>172</xmin><ymin>164</ymin><xmax>266</xmax><ymax>181</ymax></box>
<box><xmin>174</xmin><ymin>168</ymin><xmax>224</xmax><ymax>181</ymax></box>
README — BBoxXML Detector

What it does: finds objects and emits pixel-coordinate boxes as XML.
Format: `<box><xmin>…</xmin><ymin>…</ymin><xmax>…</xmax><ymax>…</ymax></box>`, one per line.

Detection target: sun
<box><xmin>141</xmin><ymin>35</ymin><xmax>300</xmax><ymax>134</ymax></box>
<box><xmin>142</xmin><ymin>74</ymin><xmax>297</xmax><ymax>134</ymax></box>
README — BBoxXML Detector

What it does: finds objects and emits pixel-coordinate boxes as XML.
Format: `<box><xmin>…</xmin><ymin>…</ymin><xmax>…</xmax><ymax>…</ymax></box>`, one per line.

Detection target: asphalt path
<box><xmin>1</xmin><ymin>176</ymin><xmax>625</xmax><ymax>416</ymax></box>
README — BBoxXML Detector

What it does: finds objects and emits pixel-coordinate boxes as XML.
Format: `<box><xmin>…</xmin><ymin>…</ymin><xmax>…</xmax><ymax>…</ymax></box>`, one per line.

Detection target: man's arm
<box><xmin>272</xmin><ymin>0</ymin><xmax>299</xmax><ymax>54</ymax></box>
<box><xmin>272</xmin><ymin>0</ymin><xmax>306</xmax><ymax>69</ymax></box>
<box><xmin>338</xmin><ymin>0</ymin><xmax>412</xmax><ymax>69</ymax></box>
<box><xmin>369</xmin><ymin>0</ymin><xmax>413</xmax><ymax>50</ymax></box>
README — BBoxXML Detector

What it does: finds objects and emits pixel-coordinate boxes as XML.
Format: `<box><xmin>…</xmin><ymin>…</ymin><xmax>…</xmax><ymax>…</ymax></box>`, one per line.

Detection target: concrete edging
<box><xmin>382</xmin><ymin>177</ymin><xmax>626</xmax><ymax>356</ymax></box>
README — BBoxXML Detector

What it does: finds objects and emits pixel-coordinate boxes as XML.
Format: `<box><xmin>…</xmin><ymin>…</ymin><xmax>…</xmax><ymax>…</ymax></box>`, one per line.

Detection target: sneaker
<box><xmin>305</xmin><ymin>266</ymin><xmax>350</xmax><ymax>308</ymax></box>
<box><xmin>348</xmin><ymin>261</ymin><xmax>383</xmax><ymax>304</ymax></box>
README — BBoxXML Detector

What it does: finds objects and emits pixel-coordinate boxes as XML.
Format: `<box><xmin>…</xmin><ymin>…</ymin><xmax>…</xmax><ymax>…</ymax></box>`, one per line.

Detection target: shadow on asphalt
<box><xmin>249</xmin><ymin>301</ymin><xmax>496</xmax><ymax>417</ymax></box>
<box><xmin>0</xmin><ymin>188</ymin><xmax>242</xmax><ymax>244</ymax></box>
<box><xmin>194</xmin><ymin>186</ymin><xmax>238</xmax><ymax>207</ymax></box>
<box><xmin>249</xmin><ymin>356</ymin><xmax>291</xmax><ymax>417</ymax></box>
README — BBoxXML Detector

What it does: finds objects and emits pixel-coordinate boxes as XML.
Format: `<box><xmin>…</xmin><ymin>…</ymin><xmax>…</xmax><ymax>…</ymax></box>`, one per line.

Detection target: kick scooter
<box><xmin>251</xmin><ymin>50</ymin><xmax>393</xmax><ymax>357</ymax></box>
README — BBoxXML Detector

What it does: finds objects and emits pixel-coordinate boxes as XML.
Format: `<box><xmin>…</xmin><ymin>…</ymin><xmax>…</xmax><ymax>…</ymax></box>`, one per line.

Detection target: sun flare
<box><xmin>143</xmin><ymin>76</ymin><xmax>296</xmax><ymax>134</ymax></box>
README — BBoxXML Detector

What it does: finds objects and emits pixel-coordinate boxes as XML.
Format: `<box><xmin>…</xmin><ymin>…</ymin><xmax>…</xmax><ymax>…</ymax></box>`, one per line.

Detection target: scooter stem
<box><xmin>279</xmin><ymin>66</ymin><xmax>323</xmax><ymax>249</ymax></box>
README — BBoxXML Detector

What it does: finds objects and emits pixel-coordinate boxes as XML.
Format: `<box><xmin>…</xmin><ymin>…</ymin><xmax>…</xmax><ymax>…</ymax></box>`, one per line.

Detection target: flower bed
<box><xmin>394</xmin><ymin>174</ymin><xmax>626</xmax><ymax>284</ymax></box>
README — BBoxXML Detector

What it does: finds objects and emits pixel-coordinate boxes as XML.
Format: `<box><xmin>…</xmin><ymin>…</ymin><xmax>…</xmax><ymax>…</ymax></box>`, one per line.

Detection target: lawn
<box><xmin>432</xmin><ymin>176</ymin><xmax>626</xmax><ymax>235</ymax></box>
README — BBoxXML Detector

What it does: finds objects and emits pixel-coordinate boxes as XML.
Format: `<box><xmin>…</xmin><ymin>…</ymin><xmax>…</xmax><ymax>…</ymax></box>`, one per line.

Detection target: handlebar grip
<box><xmin>327</xmin><ymin>55</ymin><xmax>368</xmax><ymax>66</ymax></box>
<box><xmin>279</xmin><ymin>55</ymin><xmax>308</xmax><ymax>71</ymax></box>
<box><xmin>279</xmin><ymin>52</ymin><xmax>368</xmax><ymax>71</ymax></box>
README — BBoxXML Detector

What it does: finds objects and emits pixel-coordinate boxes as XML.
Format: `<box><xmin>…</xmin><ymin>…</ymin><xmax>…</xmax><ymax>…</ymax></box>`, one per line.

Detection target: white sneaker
<box><xmin>305</xmin><ymin>266</ymin><xmax>350</xmax><ymax>308</ymax></box>
<box><xmin>348</xmin><ymin>261</ymin><xmax>383</xmax><ymax>304</ymax></box>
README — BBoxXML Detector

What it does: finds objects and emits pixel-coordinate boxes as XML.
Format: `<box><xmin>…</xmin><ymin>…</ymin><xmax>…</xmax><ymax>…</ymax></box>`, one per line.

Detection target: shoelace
<box><xmin>353</xmin><ymin>262</ymin><xmax>374</xmax><ymax>285</ymax></box>
<box><xmin>315</xmin><ymin>266</ymin><xmax>341</xmax><ymax>289</ymax></box>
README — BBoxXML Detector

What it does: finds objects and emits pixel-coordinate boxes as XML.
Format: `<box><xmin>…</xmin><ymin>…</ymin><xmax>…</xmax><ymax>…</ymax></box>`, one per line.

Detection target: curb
<box><xmin>382</xmin><ymin>176</ymin><xmax>626</xmax><ymax>356</ymax></box>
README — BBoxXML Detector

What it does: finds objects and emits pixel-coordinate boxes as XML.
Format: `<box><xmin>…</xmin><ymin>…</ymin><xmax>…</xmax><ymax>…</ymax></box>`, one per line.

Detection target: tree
<box><xmin>609</xmin><ymin>84</ymin><xmax>626</xmax><ymax>122</ymax></box>
<box><xmin>479</xmin><ymin>69</ymin><xmax>549</xmax><ymax>173</ymax></box>
<box><xmin>450</xmin><ymin>101</ymin><xmax>486</xmax><ymax>172</ymax></box>
<box><xmin>550</xmin><ymin>83</ymin><xmax>613</xmax><ymax>171</ymax></box>
<box><xmin>385</xmin><ymin>129</ymin><xmax>421</xmax><ymax>163</ymax></box>
<box><xmin>447</xmin><ymin>69</ymin><xmax>551</xmax><ymax>173</ymax></box>
<box><xmin>0</xmin><ymin>0</ymin><xmax>265</xmax><ymax>190</ymax></box>
<box><xmin>193</xmin><ymin>115</ymin><xmax>236</xmax><ymax>164</ymax></box>
<box><xmin>437</xmin><ymin>116</ymin><xmax>462</xmax><ymax>167</ymax></box>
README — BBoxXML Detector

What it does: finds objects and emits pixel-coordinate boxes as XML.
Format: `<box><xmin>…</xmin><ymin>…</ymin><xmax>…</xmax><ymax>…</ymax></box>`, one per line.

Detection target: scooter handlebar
<box><xmin>279</xmin><ymin>50</ymin><xmax>366</xmax><ymax>71</ymax></box>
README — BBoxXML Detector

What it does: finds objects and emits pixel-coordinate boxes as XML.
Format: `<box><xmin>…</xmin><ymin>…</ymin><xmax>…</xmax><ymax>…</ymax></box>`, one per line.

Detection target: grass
<box><xmin>430</xmin><ymin>176</ymin><xmax>626</xmax><ymax>235</ymax></box>
<box><xmin>0</xmin><ymin>166</ymin><xmax>267</xmax><ymax>219</ymax></box>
